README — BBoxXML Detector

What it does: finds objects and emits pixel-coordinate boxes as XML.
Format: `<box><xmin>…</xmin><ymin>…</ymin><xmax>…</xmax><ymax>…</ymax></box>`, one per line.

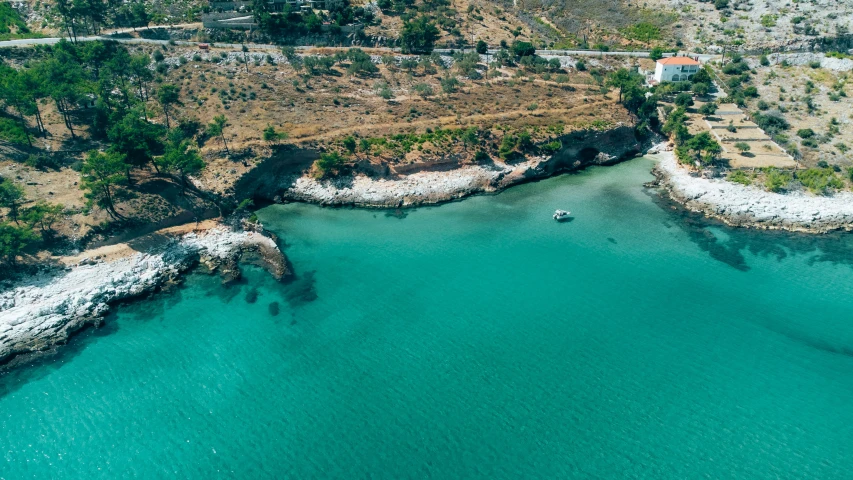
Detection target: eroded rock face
<box><xmin>654</xmin><ymin>151</ymin><xmax>853</xmax><ymax>233</ymax></box>
<box><xmin>0</xmin><ymin>226</ymin><xmax>288</xmax><ymax>365</ymax></box>
<box><xmin>239</xmin><ymin>126</ymin><xmax>643</xmax><ymax>208</ymax></box>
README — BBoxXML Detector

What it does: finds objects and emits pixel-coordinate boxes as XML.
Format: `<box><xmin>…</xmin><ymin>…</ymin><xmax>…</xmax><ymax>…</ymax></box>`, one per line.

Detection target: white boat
<box><xmin>553</xmin><ymin>209</ymin><xmax>571</xmax><ymax>221</ymax></box>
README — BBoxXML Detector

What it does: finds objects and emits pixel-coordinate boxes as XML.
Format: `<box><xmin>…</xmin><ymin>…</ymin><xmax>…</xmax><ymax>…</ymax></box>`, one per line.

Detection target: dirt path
<box><xmin>60</xmin><ymin>220</ymin><xmax>221</xmax><ymax>266</ymax></box>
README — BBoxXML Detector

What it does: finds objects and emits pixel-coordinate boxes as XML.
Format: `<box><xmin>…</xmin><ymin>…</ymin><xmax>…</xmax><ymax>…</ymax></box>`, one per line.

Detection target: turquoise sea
<box><xmin>3</xmin><ymin>156</ymin><xmax>853</xmax><ymax>478</ymax></box>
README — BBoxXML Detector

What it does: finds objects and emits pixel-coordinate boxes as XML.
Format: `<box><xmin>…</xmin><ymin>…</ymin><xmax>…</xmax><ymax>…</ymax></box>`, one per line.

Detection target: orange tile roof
<box><xmin>657</xmin><ymin>56</ymin><xmax>701</xmax><ymax>65</ymax></box>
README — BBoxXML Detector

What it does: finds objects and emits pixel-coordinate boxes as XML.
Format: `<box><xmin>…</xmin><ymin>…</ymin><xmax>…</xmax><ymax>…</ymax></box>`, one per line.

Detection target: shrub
<box><xmin>473</xmin><ymin>150</ymin><xmax>490</xmax><ymax>162</ymax></box>
<box><xmin>763</xmin><ymin>168</ymin><xmax>792</xmax><ymax>192</ymax></box>
<box><xmin>24</xmin><ymin>154</ymin><xmax>58</xmax><ymax>170</ymax></box>
<box><xmin>728</xmin><ymin>170</ymin><xmax>751</xmax><ymax>185</ymax></box>
<box><xmin>575</xmin><ymin>60</ymin><xmax>586</xmax><ymax>71</ymax></box>
<box><xmin>801</xmin><ymin>138</ymin><xmax>818</xmax><ymax>148</ymax></box>
<box><xmin>722</xmin><ymin>61</ymin><xmax>749</xmax><ymax>75</ymax></box>
<box><xmin>375</xmin><ymin>81</ymin><xmax>393</xmax><ymax>99</ymax></box>
<box><xmin>692</xmin><ymin>83</ymin><xmax>710</xmax><ymax>96</ymax></box>
<box><xmin>726</xmin><ymin>76</ymin><xmax>743</xmax><ymax>89</ymax></box>
<box><xmin>548</xmin><ymin>58</ymin><xmax>561</xmax><ymax>72</ymax></box>
<box><xmin>797</xmin><ymin>128</ymin><xmax>815</xmax><ymax>139</ymax></box>
<box><xmin>511</xmin><ymin>41</ymin><xmax>536</xmax><ymax>58</ymax></box>
<box><xmin>0</xmin><ymin>223</ymin><xmax>37</xmax><ymax>266</ymax></box>
<box><xmin>674</xmin><ymin>92</ymin><xmax>694</xmax><ymax>107</ymax></box>
<box><xmin>699</xmin><ymin>102</ymin><xmax>717</xmax><ymax>116</ymax></box>
<box><xmin>381</xmin><ymin>54</ymin><xmax>397</xmax><ymax>68</ymax></box>
<box><xmin>541</xmin><ymin>141</ymin><xmax>561</xmax><ymax>154</ymax></box>
<box><xmin>440</xmin><ymin>76</ymin><xmax>459</xmax><ymax>94</ymax></box>
<box><xmin>413</xmin><ymin>83</ymin><xmax>433</xmax><ymax>97</ymax></box>
<box><xmin>314</xmin><ymin>152</ymin><xmax>347</xmax><ymax>177</ymax></box>
<box><xmin>754</xmin><ymin>110</ymin><xmax>790</xmax><ymax>133</ymax></box>
<box><xmin>517</xmin><ymin>131</ymin><xmax>533</xmax><ymax>150</ymax></box>
<box><xmin>734</xmin><ymin>142</ymin><xmax>751</xmax><ymax>152</ymax></box>
<box><xmin>498</xmin><ymin>134</ymin><xmax>517</xmax><ymax>159</ymax></box>
<box><xmin>348</xmin><ymin>58</ymin><xmax>378</xmax><ymax>76</ymax></box>
<box><xmin>0</xmin><ymin>118</ymin><xmax>28</xmax><ymax>145</ymax></box>
<box><xmin>796</xmin><ymin>167</ymin><xmax>843</xmax><ymax>194</ymax></box>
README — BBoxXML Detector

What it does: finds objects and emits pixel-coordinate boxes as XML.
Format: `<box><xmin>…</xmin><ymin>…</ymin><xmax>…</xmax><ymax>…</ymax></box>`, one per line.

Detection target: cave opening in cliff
<box><xmin>578</xmin><ymin>148</ymin><xmax>599</xmax><ymax>162</ymax></box>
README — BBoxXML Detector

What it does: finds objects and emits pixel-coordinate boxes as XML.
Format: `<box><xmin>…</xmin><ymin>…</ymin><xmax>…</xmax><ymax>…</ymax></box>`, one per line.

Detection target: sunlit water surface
<box><xmin>3</xmin><ymin>156</ymin><xmax>853</xmax><ymax>478</ymax></box>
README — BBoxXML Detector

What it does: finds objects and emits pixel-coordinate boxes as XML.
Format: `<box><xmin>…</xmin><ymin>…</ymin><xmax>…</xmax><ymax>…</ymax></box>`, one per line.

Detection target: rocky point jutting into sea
<box><xmin>652</xmin><ymin>146</ymin><xmax>853</xmax><ymax>234</ymax></box>
<box><xmin>0</xmin><ymin>223</ymin><xmax>288</xmax><ymax>366</ymax></box>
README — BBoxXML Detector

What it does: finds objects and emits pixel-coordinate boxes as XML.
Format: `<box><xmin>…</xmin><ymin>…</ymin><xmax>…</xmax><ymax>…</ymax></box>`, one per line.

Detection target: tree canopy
<box><xmin>207</xmin><ymin>115</ymin><xmax>230</xmax><ymax>155</ymax></box>
<box><xmin>400</xmin><ymin>16</ymin><xmax>440</xmax><ymax>54</ymax></box>
<box><xmin>158</xmin><ymin>138</ymin><xmax>205</xmax><ymax>192</ymax></box>
<box><xmin>0</xmin><ymin>222</ymin><xmax>37</xmax><ymax>266</ymax></box>
<box><xmin>606</xmin><ymin>68</ymin><xmax>642</xmax><ymax>103</ymax></box>
<box><xmin>157</xmin><ymin>84</ymin><xmax>181</xmax><ymax>129</ymax></box>
<box><xmin>80</xmin><ymin>150</ymin><xmax>127</xmax><ymax>219</ymax></box>
<box><xmin>0</xmin><ymin>178</ymin><xmax>24</xmax><ymax>224</ymax></box>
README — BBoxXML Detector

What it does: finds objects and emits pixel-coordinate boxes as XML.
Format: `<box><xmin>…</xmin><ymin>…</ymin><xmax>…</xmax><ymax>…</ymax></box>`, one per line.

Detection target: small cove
<box><xmin>3</xmin><ymin>157</ymin><xmax>853</xmax><ymax>478</ymax></box>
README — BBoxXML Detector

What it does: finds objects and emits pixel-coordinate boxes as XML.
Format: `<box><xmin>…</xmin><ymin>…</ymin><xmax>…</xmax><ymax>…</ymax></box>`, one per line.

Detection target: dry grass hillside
<box><xmin>0</xmin><ymin>42</ymin><xmax>632</xmax><ymax>252</ymax></box>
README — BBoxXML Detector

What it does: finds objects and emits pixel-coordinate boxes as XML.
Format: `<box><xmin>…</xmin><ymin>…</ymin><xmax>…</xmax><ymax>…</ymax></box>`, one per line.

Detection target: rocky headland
<box><xmin>653</xmin><ymin>148</ymin><xmax>853</xmax><ymax>233</ymax></box>
<box><xmin>0</xmin><ymin>223</ymin><xmax>289</xmax><ymax>366</ymax></box>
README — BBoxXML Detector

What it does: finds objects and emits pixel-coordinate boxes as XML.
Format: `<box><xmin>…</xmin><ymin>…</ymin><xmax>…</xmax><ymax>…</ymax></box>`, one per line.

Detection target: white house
<box><xmin>653</xmin><ymin>56</ymin><xmax>701</xmax><ymax>83</ymax></box>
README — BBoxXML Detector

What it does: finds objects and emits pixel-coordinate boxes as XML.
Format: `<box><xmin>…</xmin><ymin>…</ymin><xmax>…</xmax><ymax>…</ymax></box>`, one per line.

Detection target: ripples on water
<box><xmin>3</xmin><ymin>158</ymin><xmax>853</xmax><ymax>478</ymax></box>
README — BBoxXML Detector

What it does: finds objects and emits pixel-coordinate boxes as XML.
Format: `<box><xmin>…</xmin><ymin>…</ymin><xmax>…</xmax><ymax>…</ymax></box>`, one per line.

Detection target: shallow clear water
<box><xmin>3</xmin><ymin>156</ymin><xmax>853</xmax><ymax>478</ymax></box>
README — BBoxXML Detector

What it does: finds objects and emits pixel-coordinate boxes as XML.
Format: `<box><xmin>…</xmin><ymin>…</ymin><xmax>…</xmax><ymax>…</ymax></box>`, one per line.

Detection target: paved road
<box><xmin>0</xmin><ymin>35</ymin><xmax>263</xmax><ymax>50</ymax></box>
<box><xmin>0</xmin><ymin>33</ymin><xmax>718</xmax><ymax>64</ymax></box>
<box><xmin>0</xmin><ymin>34</ymin><xmax>322</xmax><ymax>51</ymax></box>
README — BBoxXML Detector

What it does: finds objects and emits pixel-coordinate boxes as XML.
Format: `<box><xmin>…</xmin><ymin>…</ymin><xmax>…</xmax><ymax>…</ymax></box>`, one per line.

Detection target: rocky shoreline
<box><xmin>284</xmin><ymin>161</ymin><xmax>541</xmax><ymax>207</ymax></box>
<box><xmin>266</xmin><ymin>126</ymin><xmax>645</xmax><ymax>208</ymax></box>
<box><xmin>0</xmin><ymin>224</ymin><xmax>289</xmax><ymax>366</ymax></box>
<box><xmin>8</xmin><ymin>139</ymin><xmax>851</xmax><ymax>368</ymax></box>
<box><xmin>652</xmin><ymin>148</ymin><xmax>853</xmax><ymax>233</ymax></box>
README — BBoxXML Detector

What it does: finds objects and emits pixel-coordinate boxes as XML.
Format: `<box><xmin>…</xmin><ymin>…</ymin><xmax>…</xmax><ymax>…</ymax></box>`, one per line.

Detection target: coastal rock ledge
<box><xmin>0</xmin><ymin>225</ymin><xmax>287</xmax><ymax>365</ymax></box>
<box><xmin>654</xmin><ymin>151</ymin><xmax>853</xmax><ymax>233</ymax></box>
<box><xmin>238</xmin><ymin>126</ymin><xmax>643</xmax><ymax>208</ymax></box>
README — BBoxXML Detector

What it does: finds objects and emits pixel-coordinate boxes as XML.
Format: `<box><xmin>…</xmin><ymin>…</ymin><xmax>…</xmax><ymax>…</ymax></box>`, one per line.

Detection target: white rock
<box><xmin>0</xmin><ymin>226</ymin><xmax>281</xmax><ymax>362</ymax></box>
<box><xmin>656</xmin><ymin>149</ymin><xmax>853</xmax><ymax>232</ymax></box>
